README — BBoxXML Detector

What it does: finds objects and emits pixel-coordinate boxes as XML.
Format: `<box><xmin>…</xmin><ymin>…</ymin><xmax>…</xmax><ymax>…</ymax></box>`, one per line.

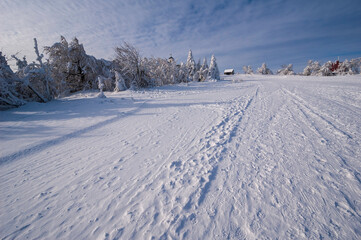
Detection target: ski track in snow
<box><xmin>0</xmin><ymin>75</ymin><xmax>360</xmax><ymax>239</ymax></box>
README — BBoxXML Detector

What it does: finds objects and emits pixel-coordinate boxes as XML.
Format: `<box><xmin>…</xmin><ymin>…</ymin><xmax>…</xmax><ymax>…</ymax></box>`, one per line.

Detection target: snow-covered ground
<box><xmin>1</xmin><ymin>74</ymin><xmax>360</xmax><ymax>239</ymax></box>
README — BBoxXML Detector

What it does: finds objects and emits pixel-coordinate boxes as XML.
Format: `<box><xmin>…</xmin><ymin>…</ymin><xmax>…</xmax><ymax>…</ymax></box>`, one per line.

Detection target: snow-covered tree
<box><xmin>45</xmin><ymin>36</ymin><xmax>113</xmax><ymax>95</ymax></box>
<box><xmin>318</xmin><ymin>61</ymin><xmax>333</xmax><ymax>76</ymax></box>
<box><xmin>178</xmin><ymin>62</ymin><xmax>188</xmax><ymax>83</ymax></box>
<box><xmin>201</xmin><ymin>57</ymin><xmax>208</xmax><ymax>70</ymax></box>
<box><xmin>12</xmin><ymin>38</ymin><xmax>54</xmax><ymax>103</ymax></box>
<box><xmin>140</xmin><ymin>56</ymin><xmax>188</xmax><ymax>87</ymax></box>
<box><xmin>257</xmin><ymin>63</ymin><xmax>273</xmax><ymax>75</ymax></box>
<box><xmin>303</xmin><ymin>60</ymin><xmax>313</xmax><ymax>76</ymax></box>
<box><xmin>192</xmin><ymin>69</ymin><xmax>200</xmax><ymax>82</ymax></box>
<box><xmin>1</xmin><ymin>39</ymin><xmax>57</xmax><ymax>109</ymax></box>
<box><xmin>243</xmin><ymin>65</ymin><xmax>253</xmax><ymax>74</ymax></box>
<box><xmin>196</xmin><ymin>59</ymin><xmax>201</xmax><ymax>72</ymax></box>
<box><xmin>277</xmin><ymin>64</ymin><xmax>295</xmax><ymax>75</ymax></box>
<box><xmin>350</xmin><ymin>58</ymin><xmax>361</xmax><ymax>74</ymax></box>
<box><xmin>186</xmin><ymin>49</ymin><xmax>196</xmax><ymax>81</ymax></box>
<box><xmin>0</xmin><ymin>52</ymin><xmax>24</xmax><ymax>109</ymax></box>
<box><xmin>198</xmin><ymin>58</ymin><xmax>209</xmax><ymax>81</ymax></box>
<box><xmin>208</xmin><ymin>54</ymin><xmax>220</xmax><ymax>80</ymax></box>
<box><xmin>334</xmin><ymin>58</ymin><xmax>361</xmax><ymax>75</ymax></box>
<box><xmin>304</xmin><ymin>58</ymin><xmax>360</xmax><ymax>76</ymax></box>
<box><xmin>114</xmin><ymin>42</ymin><xmax>149</xmax><ymax>90</ymax></box>
<box><xmin>97</xmin><ymin>76</ymin><xmax>106</xmax><ymax>98</ymax></box>
<box><xmin>114</xmin><ymin>71</ymin><xmax>126</xmax><ymax>91</ymax></box>
<box><xmin>43</xmin><ymin>36</ymin><xmax>70</xmax><ymax>94</ymax></box>
<box><xmin>334</xmin><ymin>59</ymin><xmax>352</xmax><ymax>75</ymax></box>
<box><xmin>303</xmin><ymin>60</ymin><xmax>321</xmax><ymax>76</ymax></box>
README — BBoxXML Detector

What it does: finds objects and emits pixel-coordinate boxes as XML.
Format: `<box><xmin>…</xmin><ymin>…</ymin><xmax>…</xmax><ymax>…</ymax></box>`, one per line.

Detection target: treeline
<box><xmin>0</xmin><ymin>37</ymin><xmax>220</xmax><ymax>110</ymax></box>
<box><xmin>242</xmin><ymin>59</ymin><xmax>361</xmax><ymax>76</ymax></box>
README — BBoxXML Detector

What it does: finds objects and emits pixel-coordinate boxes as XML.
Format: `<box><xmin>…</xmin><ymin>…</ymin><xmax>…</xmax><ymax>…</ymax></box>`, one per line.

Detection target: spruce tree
<box><xmin>186</xmin><ymin>49</ymin><xmax>196</xmax><ymax>81</ymax></box>
<box><xmin>208</xmin><ymin>54</ymin><xmax>220</xmax><ymax>80</ymax></box>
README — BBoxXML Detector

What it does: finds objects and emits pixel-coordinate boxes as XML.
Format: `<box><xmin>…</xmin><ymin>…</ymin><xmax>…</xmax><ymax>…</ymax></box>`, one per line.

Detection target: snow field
<box><xmin>1</xmin><ymin>75</ymin><xmax>361</xmax><ymax>239</ymax></box>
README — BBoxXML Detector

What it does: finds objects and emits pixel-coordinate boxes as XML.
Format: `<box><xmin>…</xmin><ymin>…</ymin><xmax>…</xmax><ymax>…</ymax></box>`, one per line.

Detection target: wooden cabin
<box><xmin>224</xmin><ymin>69</ymin><xmax>235</xmax><ymax>75</ymax></box>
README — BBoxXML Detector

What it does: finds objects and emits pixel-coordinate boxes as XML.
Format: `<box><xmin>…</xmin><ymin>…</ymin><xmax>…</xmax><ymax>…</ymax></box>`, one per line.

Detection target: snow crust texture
<box><xmin>1</xmin><ymin>75</ymin><xmax>361</xmax><ymax>239</ymax></box>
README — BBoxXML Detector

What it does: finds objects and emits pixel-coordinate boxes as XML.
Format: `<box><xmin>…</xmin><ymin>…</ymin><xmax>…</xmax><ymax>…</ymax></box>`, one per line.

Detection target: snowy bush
<box><xmin>350</xmin><ymin>58</ymin><xmax>361</xmax><ymax>74</ymax></box>
<box><xmin>257</xmin><ymin>63</ymin><xmax>273</xmax><ymax>75</ymax></box>
<box><xmin>334</xmin><ymin>58</ymin><xmax>360</xmax><ymax>75</ymax></box>
<box><xmin>142</xmin><ymin>57</ymin><xmax>187</xmax><ymax>86</ymax></box>
<box><xmin>277</xmin><ymin>64</ymin><xmax>295</xmax><ymax>75</ymax></box>
<box><xmin>243</xmin><ymin>65</ymin><xmax>253</xmax><ymax>74</ymax></box>
<box><xmin>208</xmin><ymin>55</ymin><xmax>220</xmax><ymax>80</ymax></box>
<box><xmin>114</xmin><ymin>43</ymin><xmax>189</xmax><ymax>89</ymax></box>
<box><xmin>318</xmin><ymin>61</ymin><xmax>334</xmax><ymax>76</ymax></box>
<box><xmin>303</xmin><ymin>60</ymin><xmax>321</xmax><ymax>76</ymax></box>
<box><xmin>303</xmin><ymin>58</ymin><xmax>360</xmax><ymax>76</ymax></box>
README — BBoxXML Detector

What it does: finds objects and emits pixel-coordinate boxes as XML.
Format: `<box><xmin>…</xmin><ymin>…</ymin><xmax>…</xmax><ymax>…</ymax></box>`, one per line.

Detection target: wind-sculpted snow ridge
<box><xmin>1</xmin><ymin>75</ymin><xmax>361</xmax><ymax>239</ymax></box>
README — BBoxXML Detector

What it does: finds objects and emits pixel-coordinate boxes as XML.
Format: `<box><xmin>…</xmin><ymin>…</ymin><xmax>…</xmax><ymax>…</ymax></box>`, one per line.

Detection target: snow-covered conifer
<box><xmin>196</xmin><ymin>59</ymin><xmax>201</xmax><ymax>72</ymax></box>
<box><xmin>192</xmin><ymin>70</ymin><xmax>200</xmax><ymax>82</ymax></box>
<box><xmin>186</xmin><ymin>49</ymin><xmax>196</xmax><ymax>81</ymax></box>
<box><xmin>199</xmin><ymin>58</ymin><xmax>209</xmax><ymax>81</ymax></box>
<box><xmin>201</xmin><ymin>58</ymin><xmax>208</xmax><ymax>70</ymax></box>
<box><xmin>178</xmin><ymin>62</ymin><xmax>188</xmax><ymax>83</ymax></box>
<box><xmin>97</xmin><ymin>76</ymin><xmax>106</xmax><ymax>98</ymax></box>
<box><xmin>208</xmin><ymin>54</ymin><xmax>220</xmax><ymax>80</ymax></box>
<box><xmin>114</xmin><ymin>71</ymin><xmax>126</xmax><ymax>91</ymax></box>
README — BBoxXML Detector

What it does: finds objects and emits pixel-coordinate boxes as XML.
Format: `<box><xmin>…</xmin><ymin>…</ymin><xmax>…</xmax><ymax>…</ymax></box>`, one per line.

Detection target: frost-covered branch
<box><xmin>34</xmin><ymin>38</ymin><xmax>44</xmax><ymax>67</ymax></box>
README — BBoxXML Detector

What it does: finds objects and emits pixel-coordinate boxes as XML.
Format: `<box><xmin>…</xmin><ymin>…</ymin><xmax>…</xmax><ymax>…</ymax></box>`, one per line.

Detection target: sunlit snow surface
<box><xmin>1</xmin><ymin>75</ymin><xmax>360</xmax><ymax>239</ymax></box>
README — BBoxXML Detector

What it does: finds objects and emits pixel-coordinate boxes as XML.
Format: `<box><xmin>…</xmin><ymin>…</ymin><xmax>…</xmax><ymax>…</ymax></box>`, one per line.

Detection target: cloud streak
<box><xmin>1</xmin><ymin>0</ymin><xmax>360</xmax><ymax>72</ymax></box>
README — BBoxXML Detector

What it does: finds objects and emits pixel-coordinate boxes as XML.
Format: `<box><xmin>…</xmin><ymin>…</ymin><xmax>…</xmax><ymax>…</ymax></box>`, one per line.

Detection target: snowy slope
<box><xmin>1</xmin><ymin>75</ymin><xmax>360</xmax><ymax>239</ymax></box>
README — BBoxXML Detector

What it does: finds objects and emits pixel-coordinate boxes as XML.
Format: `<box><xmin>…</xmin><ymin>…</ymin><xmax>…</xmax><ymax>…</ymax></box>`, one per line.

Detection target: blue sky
<box><xmin>1</xmin><ymin>0</ymin><xmax>361</xmax><ymax>72</ymax></box>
